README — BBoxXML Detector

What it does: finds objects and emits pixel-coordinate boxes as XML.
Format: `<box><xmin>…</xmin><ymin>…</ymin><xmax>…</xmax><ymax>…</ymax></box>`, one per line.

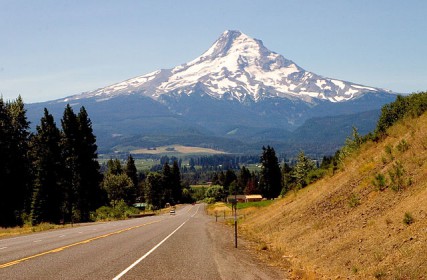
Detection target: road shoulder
<box><xmin>207</xmin><ymin>217</ymin><xmax>288</xmax><ymax>280</ymax></box>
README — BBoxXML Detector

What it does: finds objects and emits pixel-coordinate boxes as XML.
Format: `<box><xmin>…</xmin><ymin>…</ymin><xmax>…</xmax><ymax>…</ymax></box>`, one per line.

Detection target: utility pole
<box><xmin>234</xmin><ymin>191</ymin><xmax>237</xmax><ymax>248</ymax></box>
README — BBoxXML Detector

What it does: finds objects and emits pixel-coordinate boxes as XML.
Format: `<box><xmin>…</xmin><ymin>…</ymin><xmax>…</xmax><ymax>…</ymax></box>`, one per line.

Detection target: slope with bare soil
<box><xmin>241</xmin><ymin>113</ymin><xmax>427</xmax><ymax>279</ymax></box>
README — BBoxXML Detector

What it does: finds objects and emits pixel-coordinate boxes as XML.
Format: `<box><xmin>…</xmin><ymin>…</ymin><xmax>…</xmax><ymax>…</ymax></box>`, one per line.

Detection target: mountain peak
<box><xmin>65</xmin><ymin>30</ymin><xmax>392</xmax><ymax>104</ymax></box>
<box><xmin>200</xmin><ymin>30</ymin><xmax>260</xmax><ymax>59</ymax></box>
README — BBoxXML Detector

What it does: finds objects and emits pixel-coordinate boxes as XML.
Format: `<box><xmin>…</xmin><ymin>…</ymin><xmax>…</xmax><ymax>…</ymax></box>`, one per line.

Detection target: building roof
<box><xmin>245</xmin><ymin>194</ymin><xmax>263</xmax><ymax>199</ymax></box>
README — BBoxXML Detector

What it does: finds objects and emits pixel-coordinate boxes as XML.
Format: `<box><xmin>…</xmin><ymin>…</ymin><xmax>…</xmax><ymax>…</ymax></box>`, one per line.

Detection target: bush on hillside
<box><xmin>375</xmin><ymin>92</ymin><xmax>427</xmax><ymax>136</ymax></box>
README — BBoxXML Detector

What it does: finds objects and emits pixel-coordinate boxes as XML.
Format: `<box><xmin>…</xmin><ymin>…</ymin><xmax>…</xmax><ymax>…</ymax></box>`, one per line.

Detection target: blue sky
<box><xmin>1</xmin><ymin>0</ymin><xmax>426</xmax><ymax>103</ymax></box>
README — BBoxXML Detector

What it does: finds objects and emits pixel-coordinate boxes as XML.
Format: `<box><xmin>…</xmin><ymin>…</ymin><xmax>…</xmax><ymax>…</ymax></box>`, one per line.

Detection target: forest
<box><xmin>3</xmin><ymin>92</ymin><xmax>424</xmax><ymax>228</ymax></box>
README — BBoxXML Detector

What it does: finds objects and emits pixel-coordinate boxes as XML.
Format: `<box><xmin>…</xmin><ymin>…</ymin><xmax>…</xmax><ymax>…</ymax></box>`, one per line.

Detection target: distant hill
<box><xmin>241</xmin><ymin>93</ymin><xmax>427</xmax><ymax>278</ymax></box>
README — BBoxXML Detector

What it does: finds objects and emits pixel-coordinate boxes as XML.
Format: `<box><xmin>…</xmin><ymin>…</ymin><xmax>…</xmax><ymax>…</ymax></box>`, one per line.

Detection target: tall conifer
<box><xmin>61</xmin><ymin>104</ymin><xmax>80</xmax><ymax>222</ymax></box>
<box><xmin>0</xmin><ymin>98</ymin><xmax>15</xmax><ymax>226</ymax></box>
<box><xmin>76</xmin><ymin>107</ymin><xmax>102</xmax><ymax>221</ymax></box>
<box><xmin>30</xmin><ymin>109</ymin><xmax>64</xmax><ymax>224</ymax></box>
<box><xmin>259</xmin><ymin>146</ymin><xmax>282</xmax><ymax>199</ymax></box>
<box><xmin>171</xmin><ymin>161</ymin><xmax>182</xmax><ymax>203</ymax></box>
<box><xmin>0</xmin><ymin>97</ymin><xmax>31</xmax><ymax>226</ymax></box>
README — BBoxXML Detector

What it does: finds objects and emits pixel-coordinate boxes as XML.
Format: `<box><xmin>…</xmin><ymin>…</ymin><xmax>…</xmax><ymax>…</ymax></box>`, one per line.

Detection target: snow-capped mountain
<box><xmin>28</xmin><ymin>30</ymin><xmax>397</xmax><ymax>156</ymax></box>
<box><xmin>64</xmin><ymin>30</ymin><xmax>390</xmax><ymax>104</ymax></box>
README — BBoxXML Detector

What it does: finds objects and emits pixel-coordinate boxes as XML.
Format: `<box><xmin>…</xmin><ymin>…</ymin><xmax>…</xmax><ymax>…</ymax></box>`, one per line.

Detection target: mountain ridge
<box><xmin>60</xmin><ymin>30</ymin><xmax>393</xmax><ymax>104</ymax></box>
<box><xmin>27</xmin><ymin>30</ymin><xmax>397</xmax><ymax>156</ymax></box>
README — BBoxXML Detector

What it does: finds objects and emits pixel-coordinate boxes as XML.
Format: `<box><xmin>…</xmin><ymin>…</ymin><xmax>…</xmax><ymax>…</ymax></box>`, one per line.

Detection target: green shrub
<box><xmin>374</xmin><ymin>270</ymin><xmax>386</xmax><ymax>279</ymax></box>
<box><xmin>396</xmin><ymin>139</ymin><xmax>409</xmax><ymax>153</ymax></box>
<box><xmin>372</xmin><ymin>173</ymin><xmax>387</xmax><ymax>191</ymax></box>
<box><xmin>204</xmin><ymin>197</ymin><xmax>216</xmax><ymax>204</ymax></box>
<box><xmin>92</xmin><ymin>200</ymin><xmax>139</xmax><ymax>221</ymax></box>
<box><xmin>384</xmin><ymin>144</ymin><xmax>394</xmax><ymax>160</ymax></box>
<box><xmin>403</xmin><ymin>212</ymin><xmax>414</xmax><ymax>225</ymax></box>
<box><xmin>375</xmin><ymin>92</ymin><xmax>427</xmax><ymax>137</ymax></box>
<box><xmin>388</xmin><ymin>161</ymin><xmax>405</xmax><ymax>191</ymax></box>
<box><xmin>348</xmin><ymin>193</ymin><xmax>361</xmax><ymax>208</ymax></box>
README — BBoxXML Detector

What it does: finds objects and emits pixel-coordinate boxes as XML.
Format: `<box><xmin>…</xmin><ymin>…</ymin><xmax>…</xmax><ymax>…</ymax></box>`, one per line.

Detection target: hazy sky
<box><xmin>1</xmin><ymin>0</ymin><xmax>426</xmax><ymax>103</ymax></box>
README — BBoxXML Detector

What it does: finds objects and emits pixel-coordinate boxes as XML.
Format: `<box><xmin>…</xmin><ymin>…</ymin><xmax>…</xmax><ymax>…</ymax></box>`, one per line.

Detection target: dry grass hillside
<box><xmin>240</xmin><ymin>113</ymin><xmax>427</xmax><ymax>279</ymax></box>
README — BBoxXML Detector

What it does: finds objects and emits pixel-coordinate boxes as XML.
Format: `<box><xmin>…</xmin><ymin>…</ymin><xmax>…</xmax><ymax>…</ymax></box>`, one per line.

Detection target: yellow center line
<box><xmin>0</xmin><ymin>219</ymin><xmax>162</xmax><ymax>269</ymax></box>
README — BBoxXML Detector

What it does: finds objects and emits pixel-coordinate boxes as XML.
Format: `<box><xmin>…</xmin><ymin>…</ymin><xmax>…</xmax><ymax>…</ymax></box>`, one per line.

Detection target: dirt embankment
<box><xmin>239</xmin><ymin>114</ymin><xmax>427</xmax><ymax>279</ymax></box>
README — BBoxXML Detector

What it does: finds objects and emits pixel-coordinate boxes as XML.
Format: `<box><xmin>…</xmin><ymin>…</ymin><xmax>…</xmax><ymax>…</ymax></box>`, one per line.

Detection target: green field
<box><xmin>232</xmin><ymin>200</ymin><xmax>275</xmax><ymax>210</ymax></box>
<box><xmin>131</xmin><ymin>144</ymin><xmax>227</xmax><ymax>156</ymax></box>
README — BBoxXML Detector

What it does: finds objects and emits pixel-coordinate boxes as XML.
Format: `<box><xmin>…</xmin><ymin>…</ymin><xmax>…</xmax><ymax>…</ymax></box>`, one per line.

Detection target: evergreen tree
<box><xmin>76</xmin><ymin>107</ymin><xmax>102</xmax><ymax>221</ymax></box>
<box><xmin>281</xmin><ymin>162</ymin><xmax>294</xmax><ymax>194</ymax></box>
<box><xmin>238</xmin><ymin>166</ymin><xmax>251</xmax><ymax>193</ymax></box>
<box><xmin>0</xmin><ymin>98</ymin><xmax>16</xmax><ymax>226</ymax></box>
<box><xmin>0</xmin><ymin>97</ymin><xmax>32</xmax><ymax>227</ymax></box>
<box><xmin>107</xmin><ymin>158</ymin><xmax>123</xmax><ymax>175</ymax></box>
<box><xmin>144</xmin><ymin>173</ymin><xmax>163</xmax><ymax>209</ymax></box>
<box><xmin>292</xmin><ymin>151</ymin><xmax>315</xmax><ymax>189</ymax></box>
<box><xmin>211</xmin><ymin>172</ymin><xmax>220</xmax><ymax>185</ymax></box>
<box><xmin>61</xmin><ymin>105</ymin><xmax>102</xmax><ymax>222</ymax></box>
<box><xmin>244</xmin><ymin>177</ymin><xmax>258</xmax><ymax>195</ymax></box>
<box><xmin>125</xmin><ymin>154</ymin><xmax>138</xmax><ymax>204</ymax></box>
<box><xmin>224</xmin><ymin>169</ymin><xmax>237</xmax><ymax>188</ymax></box>
<box><xmin>218</xmin><ymin>171</ymin><xmax>225</xmax><ymax>186</ymax></box>
<box><xmin>61</xmin><ymin>104</ymin><xmax>80</xmax><ymax>222</ymax></box>
<box><xmin>259</xmin><ymin>146</ymin><xmax>282</xmax><ymax>199</ymax></box>
<box><xmin>125</xmin><ymin>154</ymin><xmax>138</xmax><ymax>189</ymax></box>
<box><xmin>171</xmin><ymin>161</ymin><xmax>182</xmax><ymax>203</ymax></box>
<box><xmin>162</xmin><ymin>163</ymin><xmax>173</xmax><ymax>204</ymax></box>
<box><xmin>30</xmin><ymin>109</ymin><xmax>64</xmax><ymax>225</ymax></box>
<box><xmin>8</xmin><ymin>96</ymin><xmax>32</xmax><ymax>215</ymax></box>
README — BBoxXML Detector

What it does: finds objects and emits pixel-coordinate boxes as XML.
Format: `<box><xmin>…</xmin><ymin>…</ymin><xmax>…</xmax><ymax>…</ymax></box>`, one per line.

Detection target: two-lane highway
<box><xmin>1</xmin><ymin>204</ymin><xmax>286</xmax><ymax>279</ymax></box>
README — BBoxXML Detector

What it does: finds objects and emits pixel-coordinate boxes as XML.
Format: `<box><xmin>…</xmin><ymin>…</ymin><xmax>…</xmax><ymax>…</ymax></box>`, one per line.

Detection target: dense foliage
<box><xmin>375</xmin><ymin>92</ymin><xmax>427</xmax><ymax>136</ymax></box>
<box><xmin>0</xmin><ymin>97</ymin><xmax>105</xmax><ymax>227</ymax></box>
<box><xmin>4</xmin><ymin>92</ymin><xmax>425</xmax><ymax>226</ymax></box>
<box><xmin>144</xmin><ymin>161</ymin><xmax>183</xmax><ymax>209</ymax></box>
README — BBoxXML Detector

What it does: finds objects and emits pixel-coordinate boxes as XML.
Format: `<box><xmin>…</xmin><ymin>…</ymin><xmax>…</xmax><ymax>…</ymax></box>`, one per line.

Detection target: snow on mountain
<box><xmin>63</xmin><ymin>30</ymin><xmax>390</xmax><ymax>104</ymax></box>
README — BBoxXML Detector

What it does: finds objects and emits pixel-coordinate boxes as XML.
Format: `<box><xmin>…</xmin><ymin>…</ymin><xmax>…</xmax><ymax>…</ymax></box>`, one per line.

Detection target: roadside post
<box><xmin>231</xmin><ymin>196</ymin><xmax>238</xmax><ymax>248</ymax></box>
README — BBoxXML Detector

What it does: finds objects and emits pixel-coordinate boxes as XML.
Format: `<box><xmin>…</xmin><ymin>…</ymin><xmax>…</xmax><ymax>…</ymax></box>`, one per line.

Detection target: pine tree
<box><xmin>30</xmin><ymin>109</ymin><xmax>64</xmax><ymax>225</ymax></box>
<box><xmin>125</xmin><ymin>154</ymin><xmax>138</xmax><ymax>204</ymax></box>
<box><xmin>238</xmin><ymin>166</ymin><xmax>251</xmax><ymax>193</ymax></box>
<box><xmin>259</xmin><ymin>146</ymin><xmax>282</xmax><ymax>199</ymax></box>
<box><xmin>76</xmin><ymin>107</ymin><xmax>102</xmax><ymax>221</ymax></box>
<box><xmin>61</xmin><ymin>104</ymin><xmax>80</xmax><ymax>222</ymax></box>
<box><xmin>0</xmin><ymin>97</ymin><xmax>32</xmax><ymax>227</ymax></box>
<box><xmin>162</xmin><ymin>163</ymin><xmax>172</xmax><ymax>204</ymax></box>
<box><xmin>292</xmin><ymin>151</ymin><xmax>315</xmax><ymax>189</ymax></box>
<box><xmin>125</xmin><ymin>154</ymin><xmax>138</xmax><ymax>188</ymax></box>
<box><xmin>0</xmin><ymin>97</ymin><xmax>16</xmax><ymax>226</ymax></box>
<box><xmin>171</xmin><ymin>161</ymin><xmax>182</xmax><ymax>203</ymax></box>
<box><xmin>281</xmin><ymin>162</ymin><xmax>294</xmax><ymax>194</ymax></box>
<box><xmin>145</xmin><ymin>173</ymin><xmax>163</xmax><ymax>209</ymax></box>
<box><xmin>107</xmin><ymin>158</ymin><xmax>123</xmax><ymax>175</ymax></box>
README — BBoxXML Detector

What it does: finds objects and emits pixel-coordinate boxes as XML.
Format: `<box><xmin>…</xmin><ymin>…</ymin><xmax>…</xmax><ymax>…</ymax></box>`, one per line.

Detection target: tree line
<box><xmin>201</xmin><ymin>145</ymin><xmax>336</xmax><ymax>202</ymax></box>
<box><xmin>0</xmin><ymin>97</ymin><xmax>187</xmax><ymax>228</ymax></box>
<box><xmin>0</xmin><ymin>97</ymin><xmax>105</xmax><ymax>227</ymax></box>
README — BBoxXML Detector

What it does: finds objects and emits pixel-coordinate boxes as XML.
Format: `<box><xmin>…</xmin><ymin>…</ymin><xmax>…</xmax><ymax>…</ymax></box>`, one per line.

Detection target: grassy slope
<box><xmin>241</xmin><ymin>113</ymin><xmax>427</xmax><ymax>279</ymax></box>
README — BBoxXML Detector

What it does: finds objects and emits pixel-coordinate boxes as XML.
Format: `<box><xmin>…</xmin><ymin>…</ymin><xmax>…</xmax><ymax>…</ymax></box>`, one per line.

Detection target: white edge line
<box><xmin>112</xmin><ymin>220</ymin><xmax>188</xmax><ymax>280</ymax></box>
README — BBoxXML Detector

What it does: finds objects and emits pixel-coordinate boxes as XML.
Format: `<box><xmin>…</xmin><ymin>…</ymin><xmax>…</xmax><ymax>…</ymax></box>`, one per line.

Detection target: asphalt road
<box><xmin>0</xmin><ymin>204</ymin><xmax>286</xmax><ymax>279</ymax></box>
